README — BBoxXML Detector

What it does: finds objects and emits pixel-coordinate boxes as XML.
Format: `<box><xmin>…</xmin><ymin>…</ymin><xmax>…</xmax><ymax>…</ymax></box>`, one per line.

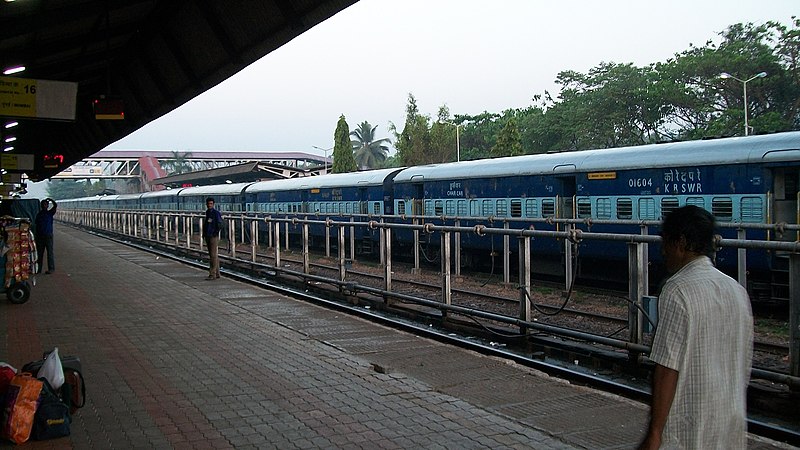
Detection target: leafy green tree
<box><xmin>332</xmin><ymin>115</ymin><xmax>358</xmax><ymax>173</ymax></box>
<box><xmin>393</xmin><ymin>93</ymin><xmax>431</xmax><ymax>166</ymax></box>
<box><xmin>350</xmin><ymin>121</ymin><xmax>390</xmax><ymax>169</ymax></box>
<box><xmin>430</xmin><ymin>105</ymin><xmax>459</xmax><ymax>163</ymax></box>
<box><xmin>46</xmin><ymin>179</ymin><xmax>109</xmax><ymax>199</ymax></box>
<box><xmin>491</xmin><ymin>116</ymin><xmax>524</xmax><ymax>157</ymax></box>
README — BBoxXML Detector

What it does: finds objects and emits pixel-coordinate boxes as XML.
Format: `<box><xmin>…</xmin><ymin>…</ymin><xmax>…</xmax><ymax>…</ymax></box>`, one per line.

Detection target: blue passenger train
<box><xmin>60</xmin><ymin>132</ymin><xmax>800</xmax><ymax>300</ymax></box>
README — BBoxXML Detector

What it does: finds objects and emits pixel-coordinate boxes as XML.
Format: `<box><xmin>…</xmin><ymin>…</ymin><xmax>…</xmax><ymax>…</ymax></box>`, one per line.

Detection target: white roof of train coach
<box><xmin>246</xmin><ymin>168</ymin><xmax>402</xmax><ymax>194</ymax></box>
<box><xmin>140</xmin><ymin>189</ymin><xmax>181</xmax><ymax>199</ymax></box>
<box><xmin>177</xmin><ymin>182</ymin><xmax>253</xmax><ymax>197</ymax></box>
<box><xmin>392</xmin><ymin>132</ymin><xmax>800</xmax><ymax>182</ymax></box>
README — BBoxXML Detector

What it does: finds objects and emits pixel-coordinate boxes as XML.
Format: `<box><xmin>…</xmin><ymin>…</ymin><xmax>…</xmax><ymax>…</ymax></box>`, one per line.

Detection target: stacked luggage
<box><xmin>0</xmin><ymin>348</ymin><xmax>85</xmax><ymax>444</ymax></box>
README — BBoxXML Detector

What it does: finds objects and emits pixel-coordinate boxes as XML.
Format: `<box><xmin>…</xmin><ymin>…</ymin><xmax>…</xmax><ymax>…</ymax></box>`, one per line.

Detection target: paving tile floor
<box><xmin>0</xmin><ymin>227</ymin><xmax>792</xmax><ymax>449</ymax></box>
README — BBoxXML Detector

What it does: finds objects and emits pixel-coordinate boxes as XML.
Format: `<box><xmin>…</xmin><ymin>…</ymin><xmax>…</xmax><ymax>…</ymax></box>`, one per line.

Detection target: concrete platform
<box><xmin>0</xmin><ymin>227</ymin><xmax>791</xmax><ymax>449</ymax></box>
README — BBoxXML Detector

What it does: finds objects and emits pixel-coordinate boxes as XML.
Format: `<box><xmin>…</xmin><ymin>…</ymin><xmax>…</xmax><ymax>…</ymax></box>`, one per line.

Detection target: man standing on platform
<box><xmin>639</xmin><ymin>205</ymin><xmax>753</xmax><ymax>450</ymax></box>
<box><xmin>35</xmin><ymin>197</ymin><xmax>58</xmax><ymax>274</ymax></box>
<box><xmin>203</xmin><ymin>197</ymin><xmax>223</xmax><ymax>280</ymax></box>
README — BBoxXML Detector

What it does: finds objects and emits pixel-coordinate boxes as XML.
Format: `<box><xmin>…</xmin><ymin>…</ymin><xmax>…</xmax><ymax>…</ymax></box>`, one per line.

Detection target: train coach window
<box><xmin>482</xmin><ymin>199</ymin><xmax>493</xmax><ymax>216</ymax></box>
<box><xmin>470</xmin><ymin>199</ymin><xmax>480</xmax><ymax>217</ymax></box>
<box><xmin>511</xmin><ymin>199</ymin><xmax>522</xmax><ymax>218</ymax></box>
<box><xmin>712</xmin><ymin>197</ymin><xmax>733</xmax><ymax>221</ymax></box>
<box><xmin>496</xmin><ymin>199</ymin><xmax>508</xmax><ymax>217</ymax></box>
<box><xmin>616</xmin><ymin>198</ymin><xmax>632</xmax><ymax>220</ymax></box>
<box><xmin>424</xmin><ymin>199</ymin><xmax>434</xmax><ymax>216</ymax></box>
<box><xmin>577</xmin><ymin>198</ymin><xmax>591</xmax><ymax>218</ymax></box>
<box><xmin>525</xmin><ymin>199</ymin><xmax>538</xmax><ymax>218</ymax></box>
<box><xmin>397</xmin><ymin>200</ymin><xmax>406</xmax><ymax>215</ymax></box>
<box><xmin>446</xmin><ymin>200</ymin><xmax>455</xmax><ymax>216</ymax></box>
<box><xmin>686</xmin><ymin>197</ymin><xmax>705</xmax><ymax>209</ymax></box>
<box><xmin>638</xmin><ymin>198</ymin><xmax>656</xmax><ymax>220</ymax></box>
<box><xmin>542</xmin><ymin>199</ymin><xmax>555</xmax><ymax>217</ymax></box>
<box><xmin>596</xmin><ymin>198</ymin><xmax>611</xmax><ymax>219</ymax></box>
<box><xmin>661</xmin><ymin>198</ymin><xmax>679</xmax><ymax>218</ymax></box>
<box><xmin>435</xmin><ymin>200</ymin><xmax>444</xmax><ymax>216</ymax></box>
<box><xmin>741</xmin><ymin>197</ymin><xmax>763</xmax><ymax>222</ymax></box>
<box><xmin>457</xmin><ymin>200</ymin><xmax>467</xmax><ymax>216</ymax></box>
<box><xmin>372</xmin><ymin>202</ymin><xmax>381</xmax><ymax>215</ymax></box>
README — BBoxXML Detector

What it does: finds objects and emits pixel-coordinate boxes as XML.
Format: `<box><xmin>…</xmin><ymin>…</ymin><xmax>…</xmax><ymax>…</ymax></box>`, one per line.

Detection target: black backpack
<box><xmin>31</xmin><ymin>379</ymin><xmax>70</xmax><ymax>440</ymax></box>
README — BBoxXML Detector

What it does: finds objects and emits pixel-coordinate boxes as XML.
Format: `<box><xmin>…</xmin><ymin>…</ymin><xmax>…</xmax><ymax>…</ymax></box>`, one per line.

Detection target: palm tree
<box><xmin>163</xmin><ymin>151</ymin><xmax>193</xmax><ymax>175</ymax></box>
<box><xmin>351</xmin><ymin>121</ymin><xmax>390</xmax><ymax>169</ymax></box>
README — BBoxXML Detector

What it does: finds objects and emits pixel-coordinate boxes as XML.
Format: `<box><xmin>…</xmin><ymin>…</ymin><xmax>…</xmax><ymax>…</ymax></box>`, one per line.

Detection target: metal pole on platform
<box><xmin>737</xmin><ymin>228</ymin><xmax>748</xmax><ymax>288</ymax></box>
<box><xmin>790</xmin><ymin>253</ymin><xmax>800</xmax><ymax>378</ymax></box>
<box><xmin>503</xmin><ymin>221</ymin><xmax>510</xmax><ymax>285</ymax></box>
<box><xmin>413</xmin><ymin>218</ymin><xmax>420</xmax><ymax>274</ymax></box>
<box><xmin>384</xmin><ymin>227</ymin><xmax>393</xmax><ymax>295</ymax></box>
<box><xmin>518</xmin><ymin>236</ymin><xmax>532</xmax><ymax>333</ymax></box>
<box><xmin>441</xmin><ymin>230</ymin><xmax>452</xmax><ymax>312</ymax></box>
<box><xmin>628</xmin><ymin>242</ymin><xmax>646</xmax><ymax>350</ymax></box>
<box><xmin>350</xmin><ymin>217</ymin><xmax>356</xmax><ymax>261</ymax></box>
<box><xmin>455</xmin><ymin>219</ymin><xmax>461</xmax><ymax>277</ymax></box>
<box><xmin>302</xmin><ymin>223</ymin><xmax>310</xmax><ymax>274</ymax></box>
<box><xmin>251</xmin><ymin>219</ymin><xmax>257</xmax><ymax>262</ymax></box>
<box><xmin>338</xmin><ymin>226</ymin><xmax>346</xmax><ymax>283</ymax></box>
<box><xmin>325</xmin><ymin>219</ymin><xmax>331</xmax><ymax>258</ymax></box>
<box><xmin>273</xmin><ymin>222</ymin><xmax>281</xmax><ymax>268</ymax></box>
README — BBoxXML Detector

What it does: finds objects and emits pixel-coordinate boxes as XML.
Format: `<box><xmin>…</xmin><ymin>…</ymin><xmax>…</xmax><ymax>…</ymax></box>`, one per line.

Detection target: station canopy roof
<box><xmin>1</xmin><ymin>0</ymin><xmax>357</xmax><ymax>182</ymax></box>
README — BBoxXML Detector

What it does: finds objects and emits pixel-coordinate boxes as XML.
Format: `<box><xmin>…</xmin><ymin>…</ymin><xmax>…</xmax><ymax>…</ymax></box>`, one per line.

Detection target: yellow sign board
<box><xmin>588</xmin><ymin>172</ymin><xmax>617</xmax><ymax>180</ymax></box>
<box><xmin>0</xmin><ymin>154</ymin><xmax>34</xmax><ymax>171</ymax></box>
<box><xmin>0</xmin><ymin>76</ymin><xmax>77</xmax><ymax>121</ymax></box>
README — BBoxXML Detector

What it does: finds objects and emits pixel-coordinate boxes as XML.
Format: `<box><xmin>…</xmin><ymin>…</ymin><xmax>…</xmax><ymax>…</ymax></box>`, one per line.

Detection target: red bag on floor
<box><xmin>1</xmin><ymin>373</ymin><xmax>43</xmax><ymax>444</ymax></box>
<box><xmin>0</xmin><ymin>364</ymin><xmax>15</xmax><ymax>398</ymax></box>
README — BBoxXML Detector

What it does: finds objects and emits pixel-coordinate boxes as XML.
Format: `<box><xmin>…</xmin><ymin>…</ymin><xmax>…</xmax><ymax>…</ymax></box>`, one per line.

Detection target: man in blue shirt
<box><xmin>203</xmin><ymin>197</ymin><xmax>223</xmax><ymax>280</ymax></box>
<box><xmin>35</xmin><ymin>197</ymin><xmax>58</xmax><ymax>274</ymax></box>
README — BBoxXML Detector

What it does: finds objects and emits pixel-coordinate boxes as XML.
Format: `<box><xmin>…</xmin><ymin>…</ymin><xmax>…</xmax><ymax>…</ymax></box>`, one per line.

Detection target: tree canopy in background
<box><xmin>331</xmin><ymin>114</ymin><xmax>358</xmax><ymax>173</ymax></box>
<box><xmin>390</xmin><ymin>19</ymin><xmax>800</xmax><ymax>165</ymax></box>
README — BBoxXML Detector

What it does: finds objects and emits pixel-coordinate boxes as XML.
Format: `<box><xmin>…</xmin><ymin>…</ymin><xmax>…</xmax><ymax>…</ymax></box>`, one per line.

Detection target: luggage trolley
<box><xmin>0</xmin><ymin>216</ymin><xmax>36</xmax><ymax>304</ymax></box>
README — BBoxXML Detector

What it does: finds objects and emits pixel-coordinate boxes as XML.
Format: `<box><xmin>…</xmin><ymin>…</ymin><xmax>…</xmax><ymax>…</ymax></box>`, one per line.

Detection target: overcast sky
<box><xmin>105</xmin><ymin>0</ymin><xmax>797</xmax><ymax>159</ymax></box>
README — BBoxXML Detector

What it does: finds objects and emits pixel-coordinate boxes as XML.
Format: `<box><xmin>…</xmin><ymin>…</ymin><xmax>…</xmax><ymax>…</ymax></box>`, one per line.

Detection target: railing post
<box><xmin>441</xmin><ymin>230</ymin><xmax>452</xmax><ymax>313</ymax></box>
<box><xmin>325</xmin><ymin>218</ymin><xmax>331</xmax><ymax>258</ymax></box>
<box><xmin>790</xmin><ymin>253</ymin><xmax>800</xmax><ymax>378</ymax></box>
<box><xmin>455</xmin><ymin>219</ymin><xmax>461</xmax><ymax>277</ymax></box>
<box><xmin>338</xmin><ymin>225</ymin><xmax>346</xmax><ymax>283</ymax></box>
<box><xmin>302</xmin><ymin>223</ymin><xmax>310</xmax><ymax>274</ymax></box>
<box><xmin>251</xmin><ymin>219</ymin><xmax>257</xmax><ymax>262</ymax></box>
<box><xmin>185</xmin><ymin>216</ymin><xmax>191</xmax><ymax>249</ymax></box>
<box><xmin>737</xmin><ymin>228</ymin><xmax>748</xmax><ymax>289</ymax></box>
<box><xmin>564</xmin><ymin>226</ymin><xmax>574</xmax><ymax>292</ymax></box>
<box><xmin>199</xmin><ymin>217</ymin><xmax>205</xmax><ymax>251</ymax></box>
<box><xmin>503</xmin><ymin>221</ymin><xmax>510</xmax><ymax>284</ymax></box>
<box><xmin>274</xmin><ymin>221</ymin><xmax>281</xmax><ymax>268</ymax></box>
<box><xmin>350</xmin><ymin>217</ymin><xmax>356</xmax><ymax>261</ymax></box>
<box><xmin>519</xmin><ymin>236</ymin><xmax>532</xmax><ymax>333</ymax></box>
<box><xmin>384</xmin><ymin>227</ymin><xmax>392</xmax><ymax>295</ymax></box>
<box><xmin>174</xmin><ymin>215</ymin><xmax>179</xmax><ymax>246</ymax></box>
<box><xmin>413</xmin><ymin>218</ymin><xmax>420</xmax><ymax>274</ymax></box>
<box><xmin>284</xmin><ymin>220</ymin><xmax>289</xmax><ymax>250</ymax></box>
<box><xmin>628</xmin><ymin>242</ymin><xmax>646</xmax><ymax>354</ymax></box>
<box><xmin>228</xmin><ymin>218</ymin><xmax>235</xmax><ymax>255</ymax></box>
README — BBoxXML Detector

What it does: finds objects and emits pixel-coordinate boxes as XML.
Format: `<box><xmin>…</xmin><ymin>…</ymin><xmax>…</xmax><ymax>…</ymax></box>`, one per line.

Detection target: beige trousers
<box><xmin>206</xmin><ymin>235</ymin><xmax>220</xmax><ymax>277</ymax></box>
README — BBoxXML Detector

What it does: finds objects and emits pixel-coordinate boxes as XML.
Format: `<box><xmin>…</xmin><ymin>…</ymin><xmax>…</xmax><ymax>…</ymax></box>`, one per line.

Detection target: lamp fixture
<box><xmin>4</xmin><ymin>122</ymin><xmax>18</xmax><ymax>129</ymax></box>
<box><xmin>3</xmin><ymin>66</ymin><xmax>25</xmax><ymax>75</ymax></box>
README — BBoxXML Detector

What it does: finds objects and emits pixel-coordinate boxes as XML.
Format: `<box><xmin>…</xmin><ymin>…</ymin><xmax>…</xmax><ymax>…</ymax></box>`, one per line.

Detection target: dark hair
<box><xmin>661</xmin><ymin>205</ymin><xmax>715</xmax><ymax>255</ymax></box>
<box><xmin>205</xmin><ymin>197</ymin><xmax>214</xmax><ymax>204</ymax></box>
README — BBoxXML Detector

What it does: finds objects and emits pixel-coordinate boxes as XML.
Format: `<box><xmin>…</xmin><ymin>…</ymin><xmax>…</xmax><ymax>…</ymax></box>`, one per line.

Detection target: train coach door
<box><xmin>771</xmin><ymin>168</ymin><xmax>799</xmax><ymax>241</ymax></box>
<box><xmin>413</xmin><ymin>183</ymin><xmax>424</xmax><ymax>216</ymax></box>
<box><xmin>556</xmin><ymin>175</ymin><xmax>577</xmax><ymax>219</ymax></box>
<box><xmin>359</xmin><ymin>187</ymin><xmax>368</xmax><ymax>214</ymax></box>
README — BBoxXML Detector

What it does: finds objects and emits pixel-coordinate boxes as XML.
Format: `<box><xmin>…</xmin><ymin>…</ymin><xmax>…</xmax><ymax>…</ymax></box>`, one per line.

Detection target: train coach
<box><xmin>58</xmin><ymin>131</ymin><xmax>800</xmax><ymax>301</ymax></box>
<box><xmin>393</xmin><ymin>131</ymin><xmax>800</xmax><ymax>297</ymax></box>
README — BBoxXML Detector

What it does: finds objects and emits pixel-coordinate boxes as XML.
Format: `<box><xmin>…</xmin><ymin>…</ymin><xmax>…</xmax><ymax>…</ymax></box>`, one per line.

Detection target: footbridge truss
<box><xmin>51</xmin><ymin>150</ymin><xmax>328</xmax><ymax>181</ymax></box>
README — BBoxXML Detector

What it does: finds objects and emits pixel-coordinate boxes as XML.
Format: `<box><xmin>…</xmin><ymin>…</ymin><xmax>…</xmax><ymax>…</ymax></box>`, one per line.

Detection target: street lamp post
<box><xmin>312</xmin><ymin>145</ymin><xmax>333</xmax><ymax>173</ymax></box>
<box><xmin>443</xmin><ymin>122</ymin><xmax>461</xmax><ymax>162</ymax></box>
<box><xmin>719</xmin><ymin>71</ymin><xmax>767</xmax><ymax>136</ymax></box>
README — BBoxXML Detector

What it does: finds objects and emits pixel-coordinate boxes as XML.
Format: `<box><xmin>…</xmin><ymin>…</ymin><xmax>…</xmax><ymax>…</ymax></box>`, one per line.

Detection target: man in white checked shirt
<box><xmin>639</xmin><ymin>206</ymin><xmax>753</xmax><ymax>450</ymax></box>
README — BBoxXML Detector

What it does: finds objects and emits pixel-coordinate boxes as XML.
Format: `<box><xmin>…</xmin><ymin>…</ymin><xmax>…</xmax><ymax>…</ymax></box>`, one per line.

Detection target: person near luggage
<box><xmin>203</xmin><ymin>197</ymin><xmax>223</xmax><ymax>280</ymax></box>
<box><xmin>35</xmin><ymin>197</ymin><xmax>58</xmax><ymax>274</ymax></box>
